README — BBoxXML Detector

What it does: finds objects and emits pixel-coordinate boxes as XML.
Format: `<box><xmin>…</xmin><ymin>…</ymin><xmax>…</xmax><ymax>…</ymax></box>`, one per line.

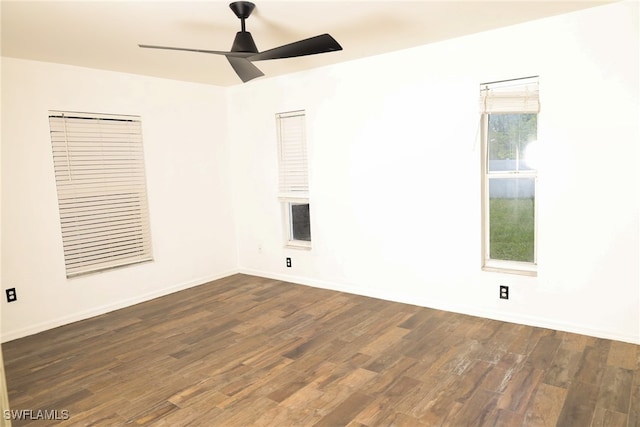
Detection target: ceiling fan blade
<box><xmin>138</xmin><ymin>44</ymin><xmax>252</xmax><ymax>58</ymax></box>
<box><xmin>226</xmin><ymin>56</ymin><xmax>264</xmax><ymax>82</ymax></box>
<box><xmin>248</xmin><ymin>34</ymin><xmax>342</xmax><ymax>62</ymax></box>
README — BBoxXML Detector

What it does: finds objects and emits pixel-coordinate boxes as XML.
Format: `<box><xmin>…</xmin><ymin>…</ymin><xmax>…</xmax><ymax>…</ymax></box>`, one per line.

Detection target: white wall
<box><xmin>229</xmin><ymin>2</ymin><xmax>640</xmax><ymax>343</ymax></box>
<box><xmin>1</xmin><ymin>58</ymin><xmax>238</xmax><ymax>341</ymax></box>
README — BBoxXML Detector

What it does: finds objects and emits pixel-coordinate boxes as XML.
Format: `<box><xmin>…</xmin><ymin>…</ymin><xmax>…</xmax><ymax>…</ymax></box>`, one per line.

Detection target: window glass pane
<box><xmin>290</xmin><ymin>203</ymin><xmax>311</xmax><ymax>242</ymax></box>
<box><xmin>489</xmin><ymin>178</ymin><xmax>535</xmax><ymax>262</ymax></box>
<box><xmin>488</xmin><ymin>114</ymin><xmax>537</xmax><ymax>172</ymax></box>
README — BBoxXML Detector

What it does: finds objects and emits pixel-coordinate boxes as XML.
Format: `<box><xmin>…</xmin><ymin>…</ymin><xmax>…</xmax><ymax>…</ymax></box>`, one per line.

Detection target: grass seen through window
<box><xmin>489</xmin><ymin>197</ymin><xmax>534</xmax><ymax>262</ymax></box>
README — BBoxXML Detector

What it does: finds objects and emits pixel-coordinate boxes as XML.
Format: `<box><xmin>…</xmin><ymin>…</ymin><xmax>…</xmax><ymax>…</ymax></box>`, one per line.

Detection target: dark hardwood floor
<box><xmin>2</xmin><ymin>274</ymin><xmax>639</xmax><ymax>426</ymax></box>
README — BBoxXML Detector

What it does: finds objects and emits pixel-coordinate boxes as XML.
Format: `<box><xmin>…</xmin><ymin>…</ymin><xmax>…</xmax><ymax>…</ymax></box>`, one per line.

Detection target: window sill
<box><xmin>483</xmin><ymin>260</ymin><xmax>537</xmax><ymax>277</ymax></box>
<box><xmin>285</xmin><ymin>241</ymin><xmax>312</xmax><ymax>251</ymax></box>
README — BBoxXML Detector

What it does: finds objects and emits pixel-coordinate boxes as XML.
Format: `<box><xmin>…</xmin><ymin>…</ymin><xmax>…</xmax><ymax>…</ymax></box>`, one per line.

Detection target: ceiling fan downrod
<box><xmin>229</xmin><ymin>1</ymin><xmax>256</xmax><ymax>30</ymax></box>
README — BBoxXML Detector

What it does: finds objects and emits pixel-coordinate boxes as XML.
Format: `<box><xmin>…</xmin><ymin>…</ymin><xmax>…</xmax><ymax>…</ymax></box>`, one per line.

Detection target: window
<box><xmin>49</xmin><ymin>111</ymin><xmax>153</xmax><ymax>277</ymax></box>
<box><xmin>276</xmin><ymin>110</ymin><xmax>311</xmax><ymax>248</ymax></box>
<box><xmin>480</xmin><ymin>77</ymin><xmax>539</xmax><ymax>274</ymax></box>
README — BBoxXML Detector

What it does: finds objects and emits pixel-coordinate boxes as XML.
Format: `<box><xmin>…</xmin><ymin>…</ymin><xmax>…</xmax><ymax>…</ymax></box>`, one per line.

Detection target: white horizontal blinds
<box><xmin>480</xmin><ymin>76</ymin><xmax>540</xmax><ymax>114</ymax></box>
<box><xmin>277</xmin><ymin>110</ymin><xmax>308</xmax><ymax>200</ymax></box>
<box><xmin>49</xmin><ymin>111</ymin><xmax>153</xmax><ymax>277</ymax></box>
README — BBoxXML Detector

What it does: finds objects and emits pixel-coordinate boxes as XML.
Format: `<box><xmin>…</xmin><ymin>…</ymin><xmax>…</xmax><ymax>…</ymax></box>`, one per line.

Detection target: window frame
<box><xmin>481</xmin><ymin>117</ymin><xmax>538</xmax><ymax>275</ymax></box>
<box><xmin>281</xmin><ymin>199</ymin><xmax>312</xmax><ymax>250</ymax></box>
<box><xmin>276</xmin><ymin>110</ymin><xmax>311</xmax><ymax>250</ymax></box>
<box><xmin>480</xmin><ymin>77</ymin><xmax>539</xmax><ymax>276</ymax></box>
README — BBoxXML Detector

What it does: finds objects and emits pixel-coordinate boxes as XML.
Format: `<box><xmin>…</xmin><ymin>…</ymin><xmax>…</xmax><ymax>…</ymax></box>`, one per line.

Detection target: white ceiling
<box><xmin>1</xmin><ymin>0</ymin><xmax>614</xmax><ymax>87</ymax></box>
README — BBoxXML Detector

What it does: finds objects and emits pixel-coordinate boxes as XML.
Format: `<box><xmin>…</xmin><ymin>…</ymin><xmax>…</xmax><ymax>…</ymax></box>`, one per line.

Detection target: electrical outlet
<box><xmin>286</xmin><ymin>257</ymin><xmax>292</xmax><ymax>268</ymax></box>
<box><xmin>499</xmin><ymin>285</ymin><xmax>509</xmax><ymax>300</ymax></box>
<box><xmin>6</xmin><ymin>288</ymin><xmax>17</xmax><ymax>303</ymax></box>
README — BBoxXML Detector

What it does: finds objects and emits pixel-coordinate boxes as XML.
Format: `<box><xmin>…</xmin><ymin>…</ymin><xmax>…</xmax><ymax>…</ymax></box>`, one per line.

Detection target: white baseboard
<box><xmin>1</xmin><ymin>269</ymin><xmax>240</xmax><ymax>343</ymax></box>
<box><xmin>239</xmin><ymin>268</ymin><xmax>640</xmax><ymax>345</ymax></box>
<box><xmin>5</xmin><ymin>268</ymin><xmax>637</xmax><ymax>345</ymax></box>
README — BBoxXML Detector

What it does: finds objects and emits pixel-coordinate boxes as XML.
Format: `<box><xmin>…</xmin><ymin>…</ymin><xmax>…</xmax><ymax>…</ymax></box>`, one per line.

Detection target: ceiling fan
<box><xmin>139</xmin><ymin>1</ymin><xmax>343</xmax><ymax>83</ymax></box>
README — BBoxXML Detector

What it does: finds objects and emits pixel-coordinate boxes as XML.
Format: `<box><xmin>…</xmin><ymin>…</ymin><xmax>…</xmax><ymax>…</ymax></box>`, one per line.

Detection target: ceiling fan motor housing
<box><xmin>231</xmin><ymin>32</ymin><xmax>258</xmax><ymax>53</ymax></box>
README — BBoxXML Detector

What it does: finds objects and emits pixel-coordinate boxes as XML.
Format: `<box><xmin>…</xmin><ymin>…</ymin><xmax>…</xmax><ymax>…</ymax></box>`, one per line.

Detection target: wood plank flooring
<box><xmin>2</xmin><ymin>274</ymin><xmax>639</xmax><ymax>426</ymax></box>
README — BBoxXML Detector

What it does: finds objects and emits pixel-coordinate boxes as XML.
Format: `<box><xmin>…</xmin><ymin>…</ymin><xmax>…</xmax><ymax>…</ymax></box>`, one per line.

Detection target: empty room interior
<box><xmin>1</xmin><ymin>0</ymin><xmax>639</xmax><ymax>425</ymax></box>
